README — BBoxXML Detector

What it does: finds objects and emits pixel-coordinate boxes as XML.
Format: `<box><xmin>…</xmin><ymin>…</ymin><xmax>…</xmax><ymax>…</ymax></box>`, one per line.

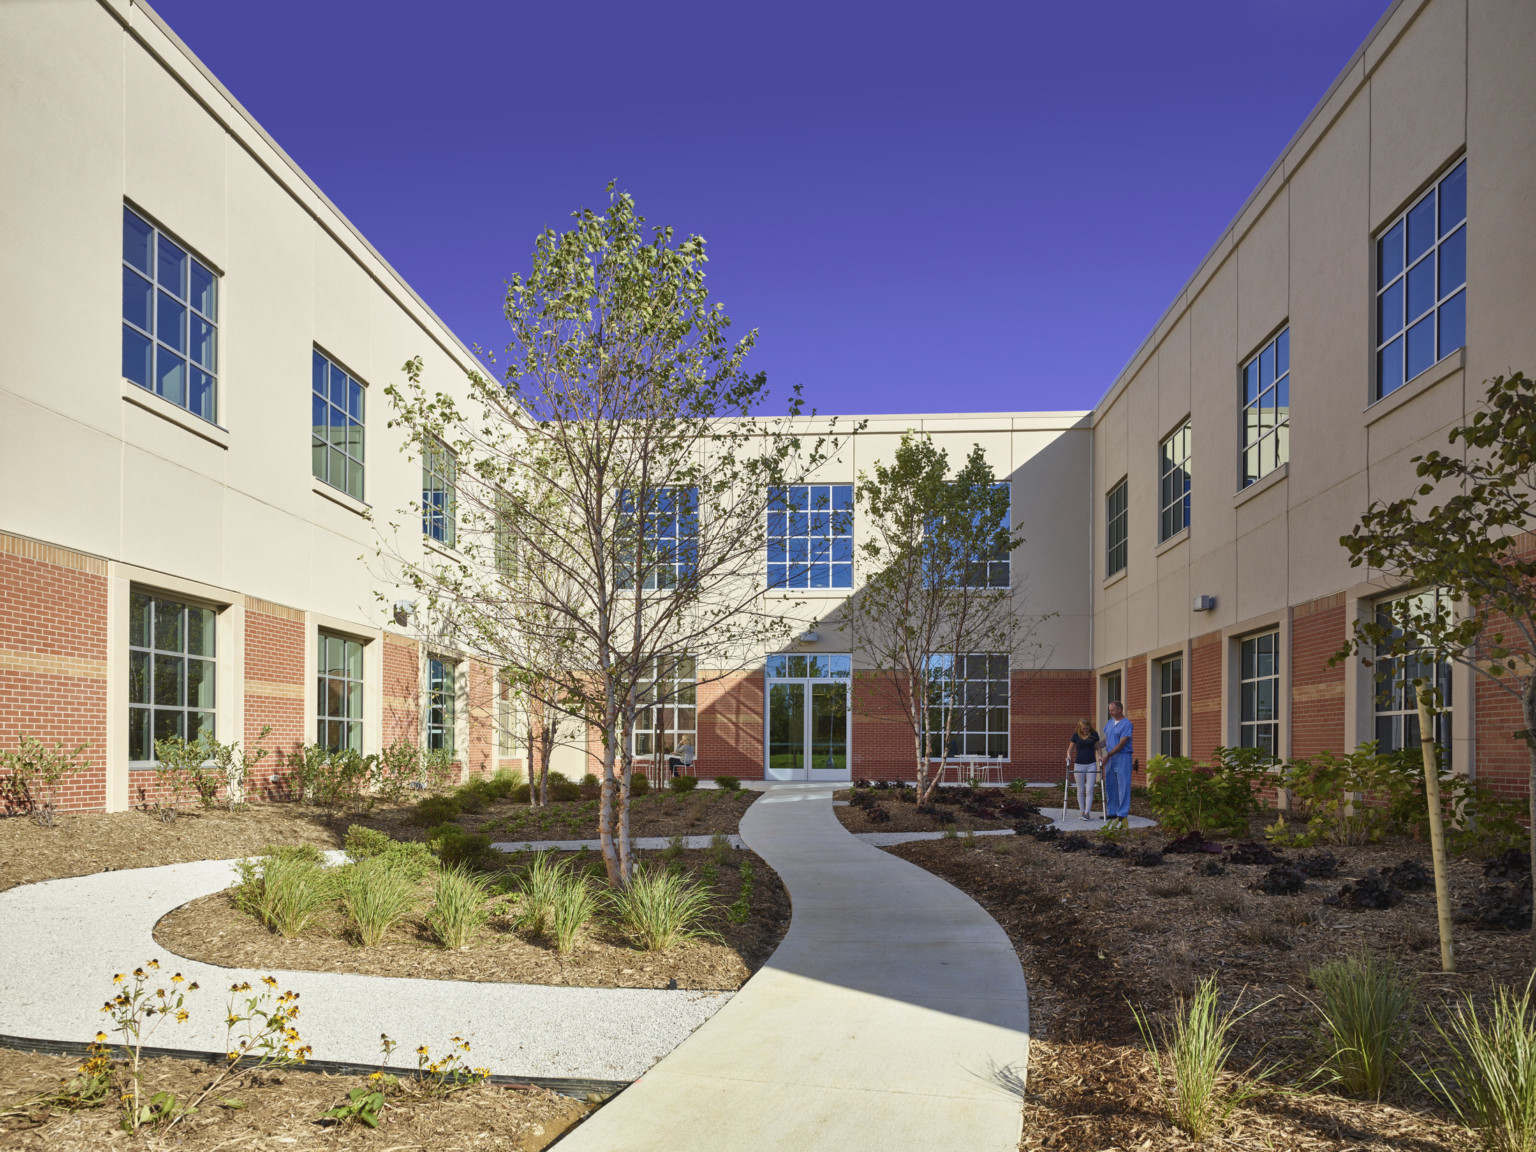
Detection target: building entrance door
<box><xmin>765</xmin><ymin>654</ymin><xmax>850</xmax><ymax>781</ymax></box>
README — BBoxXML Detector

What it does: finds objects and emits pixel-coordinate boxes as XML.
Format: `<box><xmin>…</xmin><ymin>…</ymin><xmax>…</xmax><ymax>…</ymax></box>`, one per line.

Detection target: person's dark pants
<box><xmin>668</xmin><ymin>758</ymin><xmax>682</xmax><ymax>777</ymax></box>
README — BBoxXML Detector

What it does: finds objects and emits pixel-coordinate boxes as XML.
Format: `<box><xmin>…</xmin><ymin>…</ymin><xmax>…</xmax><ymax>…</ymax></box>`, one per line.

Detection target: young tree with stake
<box><xmin>1340</xmin><ymin>370</ymin><xmax>1536</xmax><ymax>967</ymax></box>
<box><xmin>383</xmin><ymin>186</ymin><xmax>845</xmax><ymax>885</ymax></box>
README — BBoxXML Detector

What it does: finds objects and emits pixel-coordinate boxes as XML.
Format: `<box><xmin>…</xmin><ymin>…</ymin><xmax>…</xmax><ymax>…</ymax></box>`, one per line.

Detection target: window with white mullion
<box><xmin>122</xmin><ymin>206</ymin><xmax>219</xmax><ymax>422</ymax></box>
<box><xmin>1241</xmin><ymin>329</ymin><xmax>1289</xmax><ymax>487</ymax></box>
<box><xmin>1158</xmin><ymin>423</ymin><xmax>1191</xmax><ymax>542</ymax></box>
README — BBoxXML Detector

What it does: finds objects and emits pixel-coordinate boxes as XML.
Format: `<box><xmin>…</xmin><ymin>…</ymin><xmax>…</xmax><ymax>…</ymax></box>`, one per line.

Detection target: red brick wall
<box><xmin>1126</xmin><ymin>655</ymin><xmax>1148</xmax><ymax>774</ymax></box>
<box><xmin>462</xmin><ymin>658</ymin><xmax>494</xmax><ymax>781</ymax></box>
<box><xmin>1189</xmin><ymin>629</ymin><xmax>1223</xmax><ymax>761</ymax></box>
<box><xmin>233</xmin><ymin>598</ymin><xmax>306</xmax><ymax>801</ymax></box>
<box><xmin>699</xmin><ymin>671</ymin><xmax>763</xmax><ymax>778</ymax></box>
<box><xmin>0</xmin><ymin>535</ymin><xmax>109</xmax><ymax>812</ymax></box>
<box><xmin>851</xmin><ymin>669</ymin><xmax>921</xmax><ymax>780</ymax></box>
<box><xmin>382</xmin><ymin>633</ymin><xmax>419</xmax><ymax>748</ymax></box>
<box><xmin>1291</xmin><ymin>594</ymin><xmax>1346</xmax><ymax>760</ymax></box>
<box><xmin>1011</xmin><ymin>669</ymin><xmax>1094</xmax><ymax>781</ymax></box>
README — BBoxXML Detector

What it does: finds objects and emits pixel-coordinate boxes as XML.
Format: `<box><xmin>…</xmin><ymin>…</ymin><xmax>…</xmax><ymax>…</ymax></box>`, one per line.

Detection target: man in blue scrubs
<box><xmin>1101</xmin><ymin>701</ymin><xmax>1133</xmax><ymax>830</ymax></box>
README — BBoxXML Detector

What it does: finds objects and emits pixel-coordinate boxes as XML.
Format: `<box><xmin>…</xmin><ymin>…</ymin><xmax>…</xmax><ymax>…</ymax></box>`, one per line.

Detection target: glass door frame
<box><xmin>764</xmin><ymin>654</ymin><xmax>852</xmax><ymax>782</ymax></box>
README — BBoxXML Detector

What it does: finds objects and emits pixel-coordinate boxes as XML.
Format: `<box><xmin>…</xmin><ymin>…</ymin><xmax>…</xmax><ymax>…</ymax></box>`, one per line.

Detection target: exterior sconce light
<box><xmin>1192</xmin><ymin>595</ymin><xmax>1216</xmax><ymax>612</ymax></box>
<box><xmin>393</xmin><ymin>600</ymin><xmax>416</xmax><ymax>627</ymax></box>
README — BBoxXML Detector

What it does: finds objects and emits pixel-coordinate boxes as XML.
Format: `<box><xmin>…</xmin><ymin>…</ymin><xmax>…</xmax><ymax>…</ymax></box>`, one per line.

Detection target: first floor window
<box><xmin>1241</xmin><ymin>329</ymin><xmax>1289</xmax><ymax>486</ymax></box>
<box><xmin>312</xmin><ymin>350</ymin><xmax>365</xmax><ymax>500</ymax></box>
<box><xmin>1106</xmin><ymin>479</ymin><xmax>1128</xmax><ymax>576</ymax></box>
<box><xmin>427</xmin><ymin>657</ymin><xmax>456</xmax><ymax>752</ymax></box>
<box><xmin>1373</xmin><ymin>592</ymin><xmax>1453</xmax><ymax>752</ymax></box>
<box><xmin>1158</xmin><ymin>656</ymin><xmax>1183</xmax><ymax>756</ymax></box>
<box><xmin>1376</xmin><ymin>159</ymin><xmax>1467</xmax><ymax>398</ymax></box>
<box><xmin>122</xmin><ymin>206</ymin><xmax>219</xmax><ymax>422</ymax></box>
<box><xmin>423</xmin><ymin>440</ymin><xmax>457</xmax><ymax>547</ymax></box>
<box><xmin>768</xmin><ymin>484</ymin><xmax>853</xmax><ymax>589</ymax></box>
<box><xmin>926</xmin><ymin>653</ymin><xmax>1009</xmax><ymax>759</ymax></box>
<box><xmin>1238</xmin><ymin>631</ymin><xmax>1280</xmax><ymax>753</ymax></box>
<box><xmin>634</xmin><ymin>655</ymin><xmax>697</xmax><ymax>756</ymax></box>
<box><xmin>317</xmin><ymin>632</ymin><xmax>364</xmax><ymax>752</ymax></box>
<box><xmin>129</xmin><ymin>592</ymin><xmax>216</xmax><ymax>762</ymax></box>
<box><xmin>1102</xmin><ymin>669</ymin><xmax>1123</xmax><ymax>719</ymax></box>
<box><xmin>1159</xmin><ymin>422</ymin><xmax>1192</xmax><ymax>542</ymax></box>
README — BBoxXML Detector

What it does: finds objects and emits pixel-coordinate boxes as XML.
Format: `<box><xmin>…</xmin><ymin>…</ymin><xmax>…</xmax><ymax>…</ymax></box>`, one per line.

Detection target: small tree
<box><xmin>845</xmin><ymin>434</ymin><xmax>1047</xmax><ymax>803</ymax></box>
<box><xmin>1340</xmin><ymin>370</ymin><xmax>1536</xmax><ymax>965</ymax></box>
<box><xmin>383</xmin><ymin>186</ymin><xmax>846</xmax><ymax>884</ymax></box>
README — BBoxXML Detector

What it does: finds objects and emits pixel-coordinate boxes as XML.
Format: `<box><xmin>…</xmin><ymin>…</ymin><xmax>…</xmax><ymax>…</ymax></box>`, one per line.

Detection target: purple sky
<box><xmin>150</xmin><ymin>0</ymin><xmax>1390</xmax><ymax>416</ymax></box>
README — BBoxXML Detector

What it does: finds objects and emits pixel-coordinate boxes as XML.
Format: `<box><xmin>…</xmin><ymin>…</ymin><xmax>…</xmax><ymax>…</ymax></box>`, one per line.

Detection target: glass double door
<box><xmin>766</xmin><ymin>655</ymin><xmax>850</xmax><ymax>781</ymax></box>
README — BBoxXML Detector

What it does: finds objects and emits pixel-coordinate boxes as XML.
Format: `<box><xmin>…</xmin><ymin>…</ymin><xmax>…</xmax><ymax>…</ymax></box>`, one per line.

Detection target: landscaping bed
<box><xmin>832</xmin><ymin>782</ymin><xmax>1043</xmax><ymax>834</ymax></box>
<box><xmin>0</xmin><ymin>1046</ymin><xmax>589</xmax><ymax>1151</ymax></box>
<box><xmin>154</xmin><ymin>846</ymin><xmax>790</xmax><ymax>992</ymax></box>
<box><xmin>889</xmin><ymin>819</ymin><xmax>1527</xmax><ymax>1151</ymax></box>
<box><xmin>465</xmin><ymin>786</ymin><xmax>756</xmax><ymax>843</ymax></box>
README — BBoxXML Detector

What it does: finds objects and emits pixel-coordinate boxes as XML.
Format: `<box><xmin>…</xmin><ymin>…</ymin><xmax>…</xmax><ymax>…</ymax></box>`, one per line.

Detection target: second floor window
<box><xmin>619</xmin><ymin>487</ymin><xmax>698</xmax><ymax>591</ymax></box>
<box><xmin>422</xmin><ymin>440</ymin><xmax>457</xmax><ymax>547</ymax></box>
<box><xmin>312</xmin><ymin>351</ymin><xmax>365</xmax><ymax>500</ymax></box>
<box><xmin>1376</xmin><ymin>159</ymin><xmax>1466</xmax><ymax>399</ymax></box>
<box><xmin>123</xmin><ymin>206</ymin><xmax>218</xmax><ymax>422</ymax></box>
<box><xmin>1159</xmin><ymin>422</ymin><xmax>1191</xmax><ymax>542</ymax></box>
<box><xmin>1242</xmin><ymin>329</ymin><xmax>1290</xmax><ymax>487</ymax></box>
<box><xmin>1105</xmin><ymin>479</ymin><xmax>1128</xmax><ymax>577</ymax></box>
<box><xmin>768</xmin><ymin>485</ymin><xmax>853</xmax><ymax>589</ymax></box>
<box><xmin>961</xmin><ymin>482</ymin><xmax>1012</xmax><ymax>588</ymax></box>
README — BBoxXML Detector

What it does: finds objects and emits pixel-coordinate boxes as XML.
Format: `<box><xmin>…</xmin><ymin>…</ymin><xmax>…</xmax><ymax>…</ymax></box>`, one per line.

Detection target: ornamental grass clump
<box><xmin>549</xmin><ymin>870</ymin><xmax>600</xmax><ymax>954</ymax></box>
<box><xmin>427</xmin><ymin>866</ymin><xmax>491</xmax><ymax>949</ymax></box>
<box><xmin>1309</xmin><ymin>949</ymin><xmax>1414</xmax><ymax>1100</ymax></box>
<box><xmin>515</xmin><ymin>851</ymin><xmax>566</xmax><ymax>938</ymax></box>
<box><xmin>340</xmin><ymin>857</ymin><xmax>418</xmax><ymax>947</ymax></box>
<box><xmin>613</xmin><ymin>865</ymin><xmax>720</xmax><ymax>952</ymax></box>
<box><xmin>1132</xmin><ymin>976</ymin><xmax>1267</xmax><ymax>1141</ymax></box>
<box><xmin>241</xmin><ymin>852</ymin><xmax>332</xmax><ymax>939</ymax></box>
<box><xmin>1425</xmin><ymin>978</ymin><xmax>1536</xmax><ymax>1152</ymax></box>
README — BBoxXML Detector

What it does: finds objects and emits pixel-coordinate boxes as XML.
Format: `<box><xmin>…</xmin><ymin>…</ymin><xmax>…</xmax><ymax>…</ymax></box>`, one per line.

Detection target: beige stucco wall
<box><xmin>1088</xmin><ymin>0</ymin><xmax>1536</xmax><ymax>765</ymax></box>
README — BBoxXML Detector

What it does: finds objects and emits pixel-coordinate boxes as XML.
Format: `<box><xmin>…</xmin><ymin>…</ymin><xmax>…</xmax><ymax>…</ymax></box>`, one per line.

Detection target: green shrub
<box><xmin>547</xmin><ymin>772</ymin><xmax>582</xmax><ymax>802</ymax></box>
<box><xmin>1006</xmin><ymin>778</ymin><xmax>1028</xmax><ymax>794</ymax></box>
<box><xmin>426</xmin><ymin>866</ymin><xmax>490</xmax><ymax>949</ymax></box>
<box><xmin>378</xmin><ymin>839</ymin><xmax>437</xmax><ymax>882</ymax></box>
<box><xmin>1309</xmin><ymin>949</ymin><xmax>1413</xmax><ymax>1100</ymax></box>
<box><xmin>412</xmin><ymin>795</ymin><xmax>461</xmax><ymax>825</ymax></box>
<box><xmin>422</xmin><ymin>747</ymin><xmax>457</xmax><ymax>791</ymax></box>
<box><xmin>1</xmin><ymin>735</ymin><xmax>94</xmax><ymax>826</ymax></box>
<box><xmin>581</xmin><ymin>773</ymin><xmax>599</xmax><ymax>789</ymax></box>
<box><xmin>344</xmin><ymin>825</ymin><xmax>392</xmax><ymax>861</ymax></box>
<box><xmin>373</xmin><ymin>738</ymin><xmax>423</xmax><ymax>804</ymax></box>
<box><xmin>669</xmin><ymin>775</ymin><xmax>699</xmax><ymax>794</ymax></box>
<box><xmin>1427</xmin><ymin>977</ymin><xmax>1536</xmax><ymax>1152</ymax></box>
<box><xmin>662</xmin><ymin>833</ymin><xmax>687</xmax><ymax>860</ymax></box>
<box><xmin>1132</xmin><ymin>976</ymin><xmax>1264</xmax><ymax>1140</ymax></box>
<box><xmin>483</xmin><ymin>769</ymin><xmax>522</xmax><ymax>801</ymax></box>
<box><xmin>714</xmin><ymin>776</ymin><xmax>740</xmax><ymax>792</ymax></box>
<box><xmin>630</xmin><ymin>773</ymin><xmax>650</xmax><ymax>797</ymax></box>
<box><xmin>340</xmin><ymin>857</ymin><xmax>418</xmax><ymax>946</ymax></box>
<box><xmin>428</xmin><ymin>823</ymin><xmax>493</xmax><ymax>870</ymax></box>
<box><xmin>550</xmin><ymin>871</ymin><xmax>600</xmax><ymax>954</ymax></box>
<box><xmin>708</xmin><ymin>831</ymin><xmax>732</xmax><ymax>864</ymax></box>
<box><xmin>508</xmin><ymin>782</ymin><xmax>532</xmax><ymax>804</ymax></box>
<box><xmin>1146</xmin><ymin>747</ymin><xmax>1271</xmax><ymax>837</ymax></box>
<box><xmin>611</xmin><ymin>865</ymin><xmax>720</xmax><ymax>951</ymax></box>
<box><xmin>286</xmin><ymin>745</ymin><xmax>375</xmax><ymax>808</ymax></box>
<box><xmin>452</xmin><ymin>784</ymin><xmax>485</xmax><ymax>814</ymax></box>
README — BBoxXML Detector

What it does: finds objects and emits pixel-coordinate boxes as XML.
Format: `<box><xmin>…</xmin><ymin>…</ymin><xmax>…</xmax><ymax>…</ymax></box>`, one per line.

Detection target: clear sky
<box><xmin>149</xmin><ymin>0</ymin><xmax>1391</xmax><ymax>416</ymax></box>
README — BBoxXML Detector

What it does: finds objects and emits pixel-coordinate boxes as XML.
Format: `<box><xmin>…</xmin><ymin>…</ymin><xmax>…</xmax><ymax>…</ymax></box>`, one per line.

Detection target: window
<box><xmin>768</xmin><ymin>485</ymin><xmax>853</xmax><ymax>589</ymax></box>
<box><xmin>1376</xmin><ymin>159</ymin><xmax>1466</xmax><ymax>399</ymax></box>
<box><xmin>619</xmin><ymin>487</ymin><xmax>698</xmax><ymax>591</ymax></box>
<box><xmin>129</xmin><ymin>592</ymin><xmax>216</xmax><ymax>763</ymax></box>
<box><xmin>312</xmin><ymin>351</ymin><xmax>365</xmax><ymax>500</ymax></box>
<box><xmin>426</xmin><ymin>657</ymin><xmax>455</xmax><ymax>752</ymax></box>
<box><xmin>122</xmin><ymin>206</ymin><xmax>218</xmax><ymax>422</ymax></box>
<box><xmin>962</xmin><ymin>482</ymin><xmax>1012</xmax><ymax>588</ymax></box>
<box><xmin>1238</xmin><ymin>631</ymin><xmax>1280</xmax><ymax>753</ymax></box>
<box><xmin>633</xmin><ymin>655</ymin><xmax>697</xmax><ymax>756</ymax></box>
<box><xmin>317</xmin><ymin>632</ymin><xmax>364</xmax><ymax>752</ymax></box>
<box><xmin>1158</xmin><ymin>656</ymin><xmax>1183</xmax><ymax>756</ymax></box>
<box><xmin>1101</xmin><ymin>669</ymin><xmax>1123</xmax><ymax>718</ymax></box>
<box><xmin>1241</xmin><ymin>329</ymin><xmax>1289</xmax><ymax>487</ymax></box>
<box><xmin>1373</xmin><ymin>592</ymin><xmax>1453</xmax><ymax>752</ymax></box>
<box><xmin>925</xmin><ymin>653</ymin><xmax>1009</xmax><ymax>759</ymax></box>
<box><xmin>422</xmin><ymin>440</ymin><xmax>457</xmax><ymax>547</ymax></box>
<box><xmin>1105</xmin><ymin>479</ymin><xmax>1128</xmax><ymax>577</ymax></box>
<box><xmin>1159</xmin><ymin>423</ymin><xmax>1192</xmax><ymax>542</ymax></box>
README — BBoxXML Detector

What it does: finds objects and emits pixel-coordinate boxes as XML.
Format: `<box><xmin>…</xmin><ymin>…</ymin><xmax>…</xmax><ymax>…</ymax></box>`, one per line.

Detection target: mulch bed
<box><xmin>0</xmin><ymin>790</ymin><xmax>757</xmax><ymax>894</ymax></box>
<box><xmin>832</xmin><ymin>784</ymin><xmax>1039</xmax><ymax>834</ymax></box>
<box><xmin>889</xmin><ymin>818</ymin><xmax>1527</xmax><ymax>1151</ymax></box>
<box><xmin>154</xmin><ymin>849</ymin><xmax>790</xmax><ymax>992</ymax></box>
<box><xmin>0</xmin><ymin>1047</ymin><xmax>589</xmax><ymax>1150</ymax></box>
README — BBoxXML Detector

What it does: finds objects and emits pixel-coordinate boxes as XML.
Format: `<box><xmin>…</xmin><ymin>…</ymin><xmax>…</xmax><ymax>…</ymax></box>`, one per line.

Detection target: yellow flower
<box><xmin>175</xmin><ymin>1010</ymin><xmax>189</xmax><ymax>1023</ymax></box>
<box><xmin>132</xmin><ymin>968</ymin><xmax>145</xmax><ymax>979</ymax></box>
<box><xmin>171</xmin><ymin>973</ymin><xmax>184</xmax><ymax>984</ymax></box>
<box><xmin>112</xmin><ymin>974</ymin><xmax>124</xmax><ymax>986</ymax></box>
<box><xmin>147</xmin><ymin>960</ymin><xmax>160</xmax><ymax>969</ymax></box>
<box><xmin>94</xmin><ymin>1032</ymin><xmax>108</xmax><ymax>1043</ymax></box>
<box><xmin>188</xmin><ymin>982</ymin><xmax>200</xmax><ymax>992</ymax></box>
<box><xmin>261</xmin><ymin>976</ymin><xmax>278</xmax><ymax>988</ymax></box>
<box><xmin>368</xmin><ymin>1072</ymin><xmax>383</xmax><ymax>1082</ymax></box>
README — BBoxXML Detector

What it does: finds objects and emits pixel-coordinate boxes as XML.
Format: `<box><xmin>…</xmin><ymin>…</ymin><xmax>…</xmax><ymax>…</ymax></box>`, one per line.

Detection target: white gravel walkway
<box><xmin>0</xmin><ymin>857</ymin><xmax>728</xmax><ymax>1080</ymax></box>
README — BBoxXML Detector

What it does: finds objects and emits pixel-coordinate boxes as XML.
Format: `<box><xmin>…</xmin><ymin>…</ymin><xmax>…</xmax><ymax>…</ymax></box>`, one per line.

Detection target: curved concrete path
<box><xmin>0</xmin><ymin>857</ymin><xmax>727</xmax><ymax>1080</ymax></box>
<box><xmin>555</xmin><ymin>784</ymin><xmax>1031</xmax><ymax>1152</ymax></box>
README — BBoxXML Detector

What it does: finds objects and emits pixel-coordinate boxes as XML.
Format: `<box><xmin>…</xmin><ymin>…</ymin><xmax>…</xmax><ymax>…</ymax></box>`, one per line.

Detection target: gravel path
<box><xmin>0</xmin><ymin>857</ymin><xmax>728</xmax><ymax>1080</ymax></box>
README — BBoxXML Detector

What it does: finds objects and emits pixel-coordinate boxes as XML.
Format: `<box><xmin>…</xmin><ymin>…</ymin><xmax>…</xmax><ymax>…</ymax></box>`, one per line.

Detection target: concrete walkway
<box><xmin>555</xmin><ymin>784</ymin><xmax>1031</xmax><ymax>1152</ymax></box>
<box><xmin>0</xmin><ymin>858</ymin><xmax>727</xmax><ymax>1081</ymax></box>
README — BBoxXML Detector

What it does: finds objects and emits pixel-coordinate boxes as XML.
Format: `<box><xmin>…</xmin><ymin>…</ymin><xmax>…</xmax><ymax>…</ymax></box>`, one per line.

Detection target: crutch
<box><xmin>1060</xmin><ymin>753</ymin><xmax>1074</xmax><ymax>824</ymax></box>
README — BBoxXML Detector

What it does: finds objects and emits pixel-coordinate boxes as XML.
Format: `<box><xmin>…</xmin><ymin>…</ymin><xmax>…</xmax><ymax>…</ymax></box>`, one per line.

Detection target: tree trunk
<box><xmin>1416</xmin><ymin>692</ymin><xmax>1456</xmax><ymax>973</ymax></box>
<box><xmin>1524</xmin><ymin>680</ymin><xmax>1536</xmax><ymax>963</ymax></box>
<box><xmin>598</xmin><ymin>712</ymin><xmax>621</xmax><ymax>888</ymax></box>
<box><xmin>618</xmin><ymin>714</ymin><xmax>635</xmax><ymax>885</ymax></box>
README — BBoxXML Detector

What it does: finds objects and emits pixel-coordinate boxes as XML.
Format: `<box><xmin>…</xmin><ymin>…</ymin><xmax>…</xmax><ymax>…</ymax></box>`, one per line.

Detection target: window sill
<box><xmin>1365</xmin><ymin>347</ymin><xmax>1464</xmax><ymax>427</ymax></box>
<box><xmin>765</xmin><ymin>588</ymin><xmax>854</xmax><ymax>599</ymax></box>
<box><xmin>120</xmin><ymin>378</ymin><xmax>229</xmax><ymax>449</ymax></box>
<box><xmin>312</xmin><ymin>479</ymin><xmax>370</xmax><ymax>518</ymax></box>
<box><xmin>1102</xmin><ymin>567</ymin><xmax>1128</xmax><ymax>590</ymax></box>
<box><xmin>1154</xmin><ymin>527</ymin><xmax>1189</xmax><ymax>556</ymax></box>
<box><xmin>1233</xmin><ymin>462</ymin><xmax>1289</xmax><ymax>508</ymax></box>
<box><xmin>423</xmin><ymin>537</ymin><xmax>464</xmax><ymax>564</ymax></box>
